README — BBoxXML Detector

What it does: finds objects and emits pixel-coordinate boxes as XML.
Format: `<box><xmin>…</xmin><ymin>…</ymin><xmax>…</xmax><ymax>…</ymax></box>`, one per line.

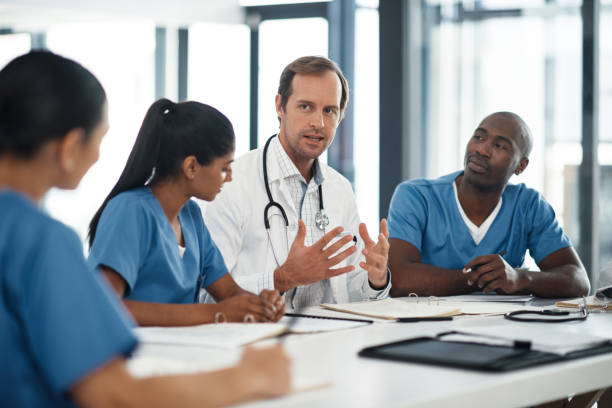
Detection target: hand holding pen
<box><xmin>462</xmin><ymin>250</ymin><xmax>529</xmax><ymax>294</ymax></box>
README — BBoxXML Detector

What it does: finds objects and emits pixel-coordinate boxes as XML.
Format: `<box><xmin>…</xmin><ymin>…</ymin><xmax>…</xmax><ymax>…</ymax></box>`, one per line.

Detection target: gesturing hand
<box><xmin>462</xmin><ymin>254</ymin><xmax>527</xmax><ymax>294</ymax></box>
<box><xmin>274</xmin><ymin>219</ymin><xmax>358</xmax><ymax>293</ymax></box>
<box><xmin>359</xmin><ymin>219</ymin><xmax>390</xmax><ymax>289</ymax></box>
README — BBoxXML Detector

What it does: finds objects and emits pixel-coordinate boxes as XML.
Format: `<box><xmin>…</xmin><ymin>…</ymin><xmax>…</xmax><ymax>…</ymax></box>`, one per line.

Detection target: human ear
<box><xmin>182</xmin><ymin>156</ymin><xmax>198</xmax><ymax>180</ymax></box>
<box><xmin>514</xmin><ymin>157</ymin><xmax>529</xmax><ymax>175</ymax></box>
<box><xmin>275</xmin><ymin>94</ymin><xmax>284</xmax><ymax>119</ymax></box>
<box><xmin>57</xmin><ymin>128</ymin><xmax>85</xmax><ymax>174</ymax></box>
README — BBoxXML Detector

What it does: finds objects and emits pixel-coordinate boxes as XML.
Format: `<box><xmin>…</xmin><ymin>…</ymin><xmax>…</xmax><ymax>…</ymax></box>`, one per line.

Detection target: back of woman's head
<box><xmin>0</xmin><ymin>51</ymin><xmax>106</xmax><ymax>158</ymax></box>
<box><xmin>88</xmin><ymin>98</ymin><xmax>235</xmax><ymax>246</ymax></box>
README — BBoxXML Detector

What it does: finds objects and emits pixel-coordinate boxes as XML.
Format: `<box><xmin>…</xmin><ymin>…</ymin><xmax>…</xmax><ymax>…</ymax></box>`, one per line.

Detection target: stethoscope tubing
<box><xmin>262</xmin><ymin>135</ymin><xmax>327</xmax><ymax>230</ymax></box>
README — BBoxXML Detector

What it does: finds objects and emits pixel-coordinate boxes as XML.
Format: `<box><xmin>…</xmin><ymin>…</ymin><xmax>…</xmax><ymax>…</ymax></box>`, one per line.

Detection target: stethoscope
<box><xmin>504</xmin><ymin>307</ymin><xmax>589</xmax><ymax>323</ymax></box>
<box><xmin>263</xmin><ymin>134</ymin><xmax>329</xmax><ymax>234</ymax></box>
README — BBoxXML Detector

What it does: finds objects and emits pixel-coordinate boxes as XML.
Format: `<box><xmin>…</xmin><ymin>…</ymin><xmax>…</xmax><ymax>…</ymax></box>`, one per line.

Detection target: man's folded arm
<box><xmin>388</xmin><ymin>238</ymin><xmax>473</xmax><ymax>297</ymax></box>
<box><xmin>526</xmin><ymin>246</ymin><xmax>590</xmax><ymax>298</ymax></box>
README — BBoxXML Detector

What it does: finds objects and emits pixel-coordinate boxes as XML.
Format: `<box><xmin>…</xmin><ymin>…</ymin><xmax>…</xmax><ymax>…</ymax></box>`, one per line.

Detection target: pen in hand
<box><xmin>463</xmin><ymin>250</ymin><xmax>507</xmax><ymax>274</ymax></box>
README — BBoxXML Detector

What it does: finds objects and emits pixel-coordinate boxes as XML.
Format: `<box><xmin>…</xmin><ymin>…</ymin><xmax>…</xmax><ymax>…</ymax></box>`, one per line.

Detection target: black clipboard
<box><xmin>358</xmin><ymin>332</ymin><xmax>612</xmax><ymax>372</ymax></box>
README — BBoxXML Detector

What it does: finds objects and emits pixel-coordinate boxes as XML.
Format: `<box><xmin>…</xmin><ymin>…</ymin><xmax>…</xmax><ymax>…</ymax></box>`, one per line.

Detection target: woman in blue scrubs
<box><xmin>0</xmin><ymin>51</ymin><xmax>289</xmax><ymax>407</ymax></box>
<box><xmin>87</xmin><ymin>98</ymin><xmax>284</xmax><ymax>326</ymax></box>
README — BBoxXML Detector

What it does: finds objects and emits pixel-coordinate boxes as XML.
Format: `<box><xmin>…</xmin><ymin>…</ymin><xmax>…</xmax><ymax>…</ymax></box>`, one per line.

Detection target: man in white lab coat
<box><xmin>201</xmin><ymin>56</ymin><xmax>390</xmax><ymax>309</ymax></box>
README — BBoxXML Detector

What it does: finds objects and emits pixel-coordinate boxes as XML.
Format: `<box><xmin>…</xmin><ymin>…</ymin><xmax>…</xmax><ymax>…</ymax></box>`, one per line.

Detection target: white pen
<box><xmin>463</xmin><ymin>250</ymin><xmax>507</xmax><ymax>273</ymax></box>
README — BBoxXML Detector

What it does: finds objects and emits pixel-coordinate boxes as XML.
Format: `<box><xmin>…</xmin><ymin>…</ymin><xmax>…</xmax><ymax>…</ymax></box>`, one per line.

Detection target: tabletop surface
<box><xmin>130</xmin><ymin>300</ymin><xmax>612</xmax><ymax>408</ymax></box>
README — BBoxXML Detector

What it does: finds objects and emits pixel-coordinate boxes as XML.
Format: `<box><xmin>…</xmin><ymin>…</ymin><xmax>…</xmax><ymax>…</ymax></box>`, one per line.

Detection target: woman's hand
<box><xmin>259</xmin><ymin>289</ymin><xmax>285</xmax><ymax>322</ymax></box>
<box><xmin>215</xmin><ymin>292</ymin><xmax>280</xmax><ymax>322</ymax></box>
<box><xmin>238</xmin><ymin>345</ymin><xmax>291</xmax><ymax>398</ymax></box>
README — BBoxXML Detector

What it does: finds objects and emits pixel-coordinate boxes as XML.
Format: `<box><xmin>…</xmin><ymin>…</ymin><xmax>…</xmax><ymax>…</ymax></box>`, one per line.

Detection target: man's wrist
<box><xmin>368</xmin><ymin>267</ymin><xmax>390</xmax><ymax>290</ymax></box>
<box><xmin>273</xmin><ymin>265</ymin><xmax>291</xmax><ymax>294</ymax></box>
<box><xmin>515</xmin><ymin>268</ymin><xmax>533</xmax><ymax>292</ymax></box>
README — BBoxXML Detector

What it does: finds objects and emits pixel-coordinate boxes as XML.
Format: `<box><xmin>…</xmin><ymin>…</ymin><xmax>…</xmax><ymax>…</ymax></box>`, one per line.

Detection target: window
<box><xmin>257</xmin><ymin>17</ymin><xmax>328</xmax><ymax>147</ymax></box>
<box><xmin>188</xmin><ymin>23</ymin><xmax>251</xmax><ymax>157</ymax></box>
<box><xmin>423</xmin><ymin>1</ymin><xmax>582</xmax><ymax>267</ymax></box>
<box><xmin>45</xmin><ymin>21</ymin><xmax>155</xmax><ymax>243</ymax></box>
<box><xmin>0</xmin><ymin>33</ymin><xmax>30</xmax><ymax>69</ymax></box>
<box><xmin>354</xmin><ymin>3</ymin><xmax>380</xmax><ymax>233</ymax></box>
<box><xmin>598</xmin><ymin>0</ymin><xmax>612</xmax><ymax>277</ymax></box>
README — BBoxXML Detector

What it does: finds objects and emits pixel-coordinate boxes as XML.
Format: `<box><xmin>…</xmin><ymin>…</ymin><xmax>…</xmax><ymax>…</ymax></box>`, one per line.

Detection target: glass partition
<box><xmin>45</xmin><ymin>21</ymin><xmax>156</xmax><ymax>243</ymax></box>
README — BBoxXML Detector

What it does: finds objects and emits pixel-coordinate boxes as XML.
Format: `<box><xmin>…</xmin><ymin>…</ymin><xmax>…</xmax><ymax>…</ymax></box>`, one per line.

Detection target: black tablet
<box><xmin>358</xmin><ymin>336</ymin><xmax>558</xmax><ymax>372</ymax></box>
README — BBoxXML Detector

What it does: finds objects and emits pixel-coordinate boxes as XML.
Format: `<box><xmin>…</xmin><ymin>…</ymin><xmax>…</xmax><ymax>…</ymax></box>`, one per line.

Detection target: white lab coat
<box><xmin>200</xmin><ymin>137</ymin><xmax>390</xmax><ymax>305</ymax></box>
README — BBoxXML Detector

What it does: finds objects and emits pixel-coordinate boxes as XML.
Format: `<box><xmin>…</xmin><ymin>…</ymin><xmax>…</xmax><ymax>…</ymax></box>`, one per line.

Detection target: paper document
<box><xmin>395</xmin><ymin>297</ymin><xmax>539</xmax><ymax>316</ymax></box>
<box><xmin>320</xmin><ymin>298</ymin><xmax>461</xmax><ymax>320</ymax></box>
<box><xmin>136</xmin><ymin>317</ymin><xmax>370</xmax><ymax>349</ymax></box>
<box><xmin>448</xmin><ymin>325</ymin><xmax>611</xmax><ymax>355</ymax></box>
<box><xmin>439</xmin><ymin>300</ymin><xmax>538</xmax><ymax>315</ymax></box>
<box><xmin>135</xmin><ymin>323</ymin><xmax>287</xmax><ymax>349</ymax></box>
<box><xmin>556</xmin><ymin>296</ymin><xmax>612</xmax><ymax>311</ymax></box>
<box><xmin>440</xmin><ymin>294</ymin><xmax>534</xmax><ymax>303</ymax></box>
<box><xmin>279</xmin><ymin>315</ymin><xmax>370</xmax><ymax>333</ymax></box>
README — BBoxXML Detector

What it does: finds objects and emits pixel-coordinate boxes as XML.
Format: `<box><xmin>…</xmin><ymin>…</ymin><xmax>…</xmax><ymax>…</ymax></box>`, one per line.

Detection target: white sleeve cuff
<box><xmin>364</xmin><ymin>268</ymin><xmax>392</xmax><ymax>299</ymax></box>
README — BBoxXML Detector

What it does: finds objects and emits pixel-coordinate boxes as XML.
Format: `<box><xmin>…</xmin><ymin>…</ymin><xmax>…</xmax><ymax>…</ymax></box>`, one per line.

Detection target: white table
<box><xmin>130</xmin><ymin>306</ymin><xmax>612</xmax><ymax>408</ymax></box>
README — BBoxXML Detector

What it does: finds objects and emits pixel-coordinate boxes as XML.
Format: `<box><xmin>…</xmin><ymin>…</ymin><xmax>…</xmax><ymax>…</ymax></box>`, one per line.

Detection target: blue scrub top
<box><xmin>88</xmin><ymin>187</ymin><xmax>227</xmax><ymax>304</ymax></box>
<box><xmin>388</xmin><ymin>171</ymin><xmax>571</xmax><ymax>270</ymax></box>
<box><xmin>0</xmin><ymin>190</ymin><xmax>137</xmax><ymax>407</ymax></box>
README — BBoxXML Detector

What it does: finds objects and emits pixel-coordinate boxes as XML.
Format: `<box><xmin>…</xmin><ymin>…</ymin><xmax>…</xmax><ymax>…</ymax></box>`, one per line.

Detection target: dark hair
<box><xmin>88</xmin><ymin>98</ymin><xmax>235</xmax><ymax>246</ymax></box>
<box><xmin>277</xmin><ymin>56</ymin><xmax>349</xmax><ymax>118</ymax></box>
<box><xmin>0</xmin><ymin>51</ymin><xmax>106</xmax><ymax>158</ymax></box>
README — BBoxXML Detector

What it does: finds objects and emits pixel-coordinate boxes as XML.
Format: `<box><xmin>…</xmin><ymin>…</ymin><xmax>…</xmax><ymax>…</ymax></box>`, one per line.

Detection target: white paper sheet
<box><xmin>320</xmin><ymin>298</ymin><xmax>461</xmax><ymax>320</ymax></box>
<box><xmin>135</xmin><ymin>323</ymin><xmax>287</xmax><ymax>349</ymax></box>
<box><xmin>439</xmin><ymin>294</ymin><xmax>534</xmax><ymax>303</ymax></box>
<box><xmin>449</xmin><ymin>325</ymin><xmax>611</xmax><ymax>355</ymax></box>
<box><xmin>279</xmin><ymin>315</ymin><xmax>371</xmax><ymax>334</ymax></box>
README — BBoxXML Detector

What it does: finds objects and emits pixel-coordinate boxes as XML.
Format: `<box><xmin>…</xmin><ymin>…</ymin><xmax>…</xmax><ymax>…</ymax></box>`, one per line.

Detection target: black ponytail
<box><xmin>88</xmin><ymin>98</ymin><xmax>235</xmax><ymax>247</ymax></box>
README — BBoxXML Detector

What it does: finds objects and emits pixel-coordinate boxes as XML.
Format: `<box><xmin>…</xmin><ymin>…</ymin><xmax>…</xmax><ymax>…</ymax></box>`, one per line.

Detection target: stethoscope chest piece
<box><xmin>315</xmin><ymin>210</ymin><xmax>329</xmax><ymax>231</ymax></box>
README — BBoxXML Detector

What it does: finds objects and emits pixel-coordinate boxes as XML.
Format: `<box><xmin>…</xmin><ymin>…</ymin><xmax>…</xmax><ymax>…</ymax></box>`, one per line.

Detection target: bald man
<box><xmin>388</xmin><ymin>112</ymin><xmax>590</xmax><ymax>298</ymax></box>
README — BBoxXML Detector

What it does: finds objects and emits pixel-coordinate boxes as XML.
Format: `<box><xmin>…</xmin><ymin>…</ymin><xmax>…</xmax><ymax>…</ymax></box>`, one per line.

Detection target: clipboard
<box><xmin>358</xmin><ymin>332</ymin><xmax>612</xmax><ymax>372</ymax></box>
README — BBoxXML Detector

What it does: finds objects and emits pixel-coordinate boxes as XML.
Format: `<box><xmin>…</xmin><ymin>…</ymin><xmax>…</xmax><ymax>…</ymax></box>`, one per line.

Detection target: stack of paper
<box><xmin>440</xmin><ymin>294</ymin><xmax>534</xmax><ymax>303</ymax></box>
<box><xmin>556</xmin><ymin>296</ymin><xmax>612</xmax><ymax>311</ymax></box>
<box><xmin>135</xmin><ymin>317</ymin><xmax>371</xmax><ymax>349</ymax></box>
<box><xmin>278</xmin><ymin>315</ymin><xmax>370</xmax><ymax>334</ymax></box>
<box><xmin>319</xmin><ymin>297</ymin><xmax>540</xmax><ymax>320</ymax></box>
<box><xmin>320</xmin><ymin>298</ymin><xmax>461</xmax><ymax>320</ymax></box>
<box><xmin>135</xmin><ymin>323</ymin><xmax>287</xmax><ymax>349</ymax></box>
<box><xmin>433</xmin><ymin>299</ymin><xmax>539</xmax><ymax>315</ymax></box>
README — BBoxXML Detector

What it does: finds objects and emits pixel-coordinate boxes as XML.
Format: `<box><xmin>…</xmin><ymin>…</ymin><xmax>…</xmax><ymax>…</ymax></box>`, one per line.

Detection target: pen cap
<box><xmin>323</xmin><ymin>232</ymin><xmax>358</xmax><ymax>254</ymax></box>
